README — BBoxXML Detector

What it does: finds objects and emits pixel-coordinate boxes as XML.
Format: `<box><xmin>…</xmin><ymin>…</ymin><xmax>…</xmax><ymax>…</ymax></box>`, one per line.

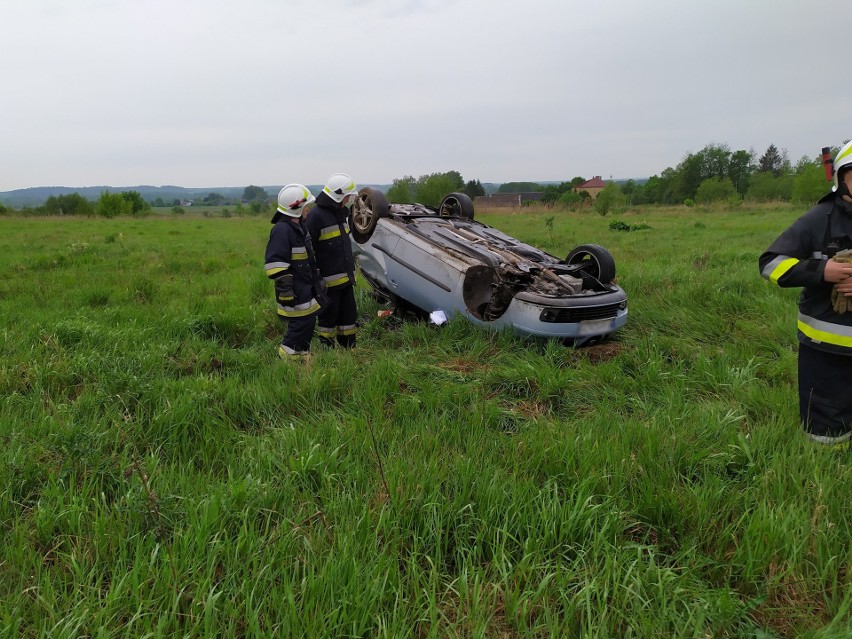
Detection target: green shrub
<box><xmin>609</xmin><ymin>219</ymin><xmax>651</xmax><ymax>232</ymax></box>
<box><xmin>696</xmin><ymin>177</ymin><xmax>738</xmax><ymax>205</ymax></box>
<box><xmin>96</xmin><ymin>191</ymin><xmax>131</xmax><ymax>218</ymax></box>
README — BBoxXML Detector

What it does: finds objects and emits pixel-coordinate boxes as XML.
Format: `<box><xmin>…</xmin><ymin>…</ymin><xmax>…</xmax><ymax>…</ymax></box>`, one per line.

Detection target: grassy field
<box><xmin>0</xmin><ymin>204</ymin><xmax>849</xmax><ymax>638</ymax></box>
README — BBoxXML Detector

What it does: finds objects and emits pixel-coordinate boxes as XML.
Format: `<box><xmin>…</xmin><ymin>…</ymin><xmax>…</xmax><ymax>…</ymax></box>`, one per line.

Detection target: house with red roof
<box><xmin>574</xmin><ymin>176</ymin><xmax>607</xmax><ymax>199</ymax></box>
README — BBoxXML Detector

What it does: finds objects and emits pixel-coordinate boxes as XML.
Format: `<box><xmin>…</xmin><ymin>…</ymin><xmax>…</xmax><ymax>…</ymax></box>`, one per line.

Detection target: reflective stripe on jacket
<box><xmin>304</xmin><ymin>201</ymin><xmax>355</xmax><ymax>288</ymax></box>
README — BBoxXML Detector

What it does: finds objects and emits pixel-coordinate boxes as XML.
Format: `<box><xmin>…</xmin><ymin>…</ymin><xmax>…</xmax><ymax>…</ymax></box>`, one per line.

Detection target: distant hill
<box><xmin>0</xmin><ymin>184</ymin><xmax>390</xmax><ymax>208</ymax></box>
<box><xmin>0</xmin><ymin>180</ymin><xmax>645</xmax><ymax>208</ymax></box>
<box><xmin>0</xmin><ymin>185</ymin><xmax>257</xmax><ymax>208</ymax></box>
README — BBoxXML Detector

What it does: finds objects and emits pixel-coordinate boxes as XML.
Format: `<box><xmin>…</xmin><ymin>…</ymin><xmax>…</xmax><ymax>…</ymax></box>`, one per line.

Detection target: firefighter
<box><xmin>759</xmin><ymin>141</ymin><xmax>852</xmax><ymax>445</ymax></box>
<box><xmin>264</xmin><ymin>184</ymin><xmax>327</xmax><ymax>359</ymax></box>
<box><xmin>305</xmin><ymin>173</ymin><xmax>359</xmax><ymax>348</ymax></box>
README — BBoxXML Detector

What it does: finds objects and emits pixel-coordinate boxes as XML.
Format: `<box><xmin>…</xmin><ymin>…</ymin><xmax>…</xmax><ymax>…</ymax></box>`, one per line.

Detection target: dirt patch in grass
<box><xmin>415</xmin><ymin>585</ymin><xmax>523</xmax><ymax>639</ymax></box>
<box><xmin>752</xmin><ymin>568</ymin><xmax>833</xmax><ymax>638</ymax></box>
<box><xmin>515</xmin><ymin>400</ymin><xmax>549</xmax><ymax>420</ymax></box>
<box><xmin>579</xmin><ymin>341</ymin><xmax>625</xmax><ymax>364</ymax></box>
<box><xmin>264</xmin><ymin>322</ymin><xmax>281</xmax><ymax>341</ymax></box>
<box><xmin>439</xmin><ymin>356</ymin><xmax>489</xmax><ymax>374</ymax></box>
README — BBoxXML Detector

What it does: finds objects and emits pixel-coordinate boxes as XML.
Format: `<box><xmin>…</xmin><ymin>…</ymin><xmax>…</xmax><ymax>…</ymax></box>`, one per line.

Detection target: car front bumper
<box><xmin>468</xmin><ymin>290</ymin><xmax>628</xmax><ymax>339</ymax></box>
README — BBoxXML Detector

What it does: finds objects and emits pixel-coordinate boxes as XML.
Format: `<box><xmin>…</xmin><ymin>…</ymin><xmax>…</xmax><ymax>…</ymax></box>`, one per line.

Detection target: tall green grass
<box><xmin>0</xmin><ymin>206</ymin><xmax>849</xmax><ymax>637</ymax></box>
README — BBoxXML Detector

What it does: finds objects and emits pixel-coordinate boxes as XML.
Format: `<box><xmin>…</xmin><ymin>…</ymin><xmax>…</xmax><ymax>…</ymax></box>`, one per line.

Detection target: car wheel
<box><xmin>351</xmin><ymin>187</ymin><xmax>389</xmax><ymax>244</ymax></box>
<box><xmin>565</xmin><ymin>244</ymin><xmax>616</xmax><ymax>282</ymax></box>
<box><xmin>438</xmin><ymin>192</ymin><xmax>474</xmax><ymax>220</ymax></box>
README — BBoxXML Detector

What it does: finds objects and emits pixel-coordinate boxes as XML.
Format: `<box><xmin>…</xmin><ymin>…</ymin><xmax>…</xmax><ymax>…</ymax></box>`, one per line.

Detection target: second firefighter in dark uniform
<box><xmin>760</xmin><ymin>141</ymin><xmax>852</xmax><ymax>445</ymax></box>
<box><xmin>264</xmin><ymin>184</ymin><xmax>327</xmax><ymax>358</ymax></box>
<box><xmin>306</xmin><ymin>173</ymin><xmax>359</xmax><ymax>348</ymax></box>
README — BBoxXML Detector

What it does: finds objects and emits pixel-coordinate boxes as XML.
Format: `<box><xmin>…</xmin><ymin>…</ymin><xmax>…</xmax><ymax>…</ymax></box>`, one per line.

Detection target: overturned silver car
<box><xmin>349</xmin><ymin>188</ymin><xmax>627</xmax><ymax>343</ymax></box>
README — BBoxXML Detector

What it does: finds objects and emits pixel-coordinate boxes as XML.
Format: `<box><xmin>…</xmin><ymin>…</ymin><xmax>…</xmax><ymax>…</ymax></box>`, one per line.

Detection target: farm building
<box><xmin>474</xmin><ymin>192</ymin><xmax>544</xmax><ymax>209</ymax></box>
<box><xmin>574</xmin><ymin>176</ymin><xmax>607</xmax><ymax>199</ymax></box>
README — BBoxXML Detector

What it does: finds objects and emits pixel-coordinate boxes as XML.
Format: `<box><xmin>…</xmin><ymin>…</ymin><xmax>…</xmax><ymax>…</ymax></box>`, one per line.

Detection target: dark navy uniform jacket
<box><xmin>304</xmin><ymin>197</ymin><xmax>356</xmax><ymax>289</ymax></box>
<box><xmin>264</xmin><ymin>214</ymin><xmax>321</xmax><ymax>318</ymax></box>
<box><xmin>760</xmin><ymin>193</ymin><xmax>852</xmax><ymax>354</ymax></box>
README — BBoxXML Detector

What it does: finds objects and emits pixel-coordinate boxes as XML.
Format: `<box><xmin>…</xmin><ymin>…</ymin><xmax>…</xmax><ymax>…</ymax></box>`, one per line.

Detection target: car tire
<box><xmin>351</xmin><ymin>187</ymin><xmax>389</xmax><ymax>244</ymax></box>
<box><xmin>438</xmin><ymin>192</ymin><xmax>474</xmax><ymax>220</ymax></box>
<box><xmin>566</xmin><ymin>244</ymin><xmax>616</xmax><ymax>282</ymax></box>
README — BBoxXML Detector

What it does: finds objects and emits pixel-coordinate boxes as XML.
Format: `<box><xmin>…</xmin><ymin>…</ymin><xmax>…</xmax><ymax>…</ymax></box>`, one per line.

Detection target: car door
<box><xmin>383</xmin><ymin>228</ymin><xmax>466</xmax><ymax>313</ymax></box>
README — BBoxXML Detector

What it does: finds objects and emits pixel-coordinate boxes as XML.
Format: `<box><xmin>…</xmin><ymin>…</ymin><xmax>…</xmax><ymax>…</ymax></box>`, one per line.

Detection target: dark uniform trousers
<box><xmin>317</xmin><ymin>286</ymin><xmax>357</xmax><ymax>348</ymax></box>
<box><xmin>798</xmin><ymin>344</ymin><xmax>852</xmax><ymax>439</ymax></box>
<box><xmin>281</xmin><ymin>313</ymin><xmax>317</xmax><ymax>354</ymax></box>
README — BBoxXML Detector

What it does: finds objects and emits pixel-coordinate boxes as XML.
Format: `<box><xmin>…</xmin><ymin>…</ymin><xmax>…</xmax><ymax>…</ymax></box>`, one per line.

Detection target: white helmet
<box><xmin>322</xmin><ymin>173</ymin><xmax>358</xmax><ymax>203</ymax></box>
<box><xmin>276</xmin><ymin>184</ymin><xmax>315</xmax><ymax>218</ymax></box>
<box><xmin>833</xmin><ymin>141</ymin><xmax>852</xmax><ymax>192</ymax></box>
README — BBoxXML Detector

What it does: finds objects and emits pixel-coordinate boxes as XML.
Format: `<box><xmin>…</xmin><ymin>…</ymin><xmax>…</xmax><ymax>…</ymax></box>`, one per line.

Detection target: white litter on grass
<box><xmin>429</xmin><ymin>310</ymin><xmax>448</xmax><ymax>326</ymax></box>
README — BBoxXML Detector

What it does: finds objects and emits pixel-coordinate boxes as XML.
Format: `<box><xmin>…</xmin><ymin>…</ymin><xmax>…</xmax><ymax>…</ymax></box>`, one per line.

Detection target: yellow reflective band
<box><xmin>278</xmin><ymin>294</ymin><xmax>295</xmax><ymax>301</ymax></box>
<box><xmin>278</xmin><ymin>301</ymin><xmax>321</xmax><ymax>317</ymax></box>
<box><xmin>278</xmin><ymin>345</ymin><xmax>308</xmax><ymax>359</ymax></box>
<box><xmin>266</xmin><ymin>267</ymin><xmax>286</xmax><ymax>276</ymax></box>
<box><xmin>769</xmin><ymin>258</ymin><xmax>798</xmax><ymax>283</ymax></box>
<box><xmin>319</xmin><ymin>229</ymin><xmax>341</xmax><ymax>241</ymax></box>
<box><xmin>317</xmin><ymin>329</ymin><xmax>336</xmax><ymax>338</ymax></box>
<box><xmin>338</xmin><ymin>327</ymin><xmax>357</xmax><ymax>336</ymax></box>
<box><xmin>798</xmin><ymin>319</ymin><xmax>852</xmax><ymax>348</ymax></box>
<box><xmin>325</xmin><ymin>275</ymin><xmax>350</xmax><ymax>287</ymax></box>
<box><xmin>837</xmin><ymin>145</ymin><xmax>852</xmax><ymax>165</ymax></box>
<box><xmin>291</xmin><ymin>253</ymin><xmax>308</xmax><ymax>260</ymax></box>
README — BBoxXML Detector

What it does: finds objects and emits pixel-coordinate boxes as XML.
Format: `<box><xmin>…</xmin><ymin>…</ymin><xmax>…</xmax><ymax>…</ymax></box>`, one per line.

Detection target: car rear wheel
<box><xmin>351</xmin><ymin>187</ymin><xmax>389</xmax><ymax>244</ymax></box>
<box><xmin>565</xmin><ymin>244</ymin><xmax>616</xmax><ymax>283</ymax></box>
<box><xmin>438</xmin><ymin>192</ymin><xmax>474</xmax><ymax>220</ymax></box>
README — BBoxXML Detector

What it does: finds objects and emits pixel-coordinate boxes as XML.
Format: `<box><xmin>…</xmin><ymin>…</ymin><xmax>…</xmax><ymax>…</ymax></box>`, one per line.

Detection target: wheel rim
<box><xmin>570</xmin><ymin>252</ymin><xmax>600</xmax><ymax>278</ymax></box>
<box><xmin>440</xmin><ymin>196</ymin><xmax>461</xmax><ymax>217</ymax></box>
<box><xmin>352</xmin><ymin>194</ymin><xmax>375</xmax><ymax>233</ymax></box>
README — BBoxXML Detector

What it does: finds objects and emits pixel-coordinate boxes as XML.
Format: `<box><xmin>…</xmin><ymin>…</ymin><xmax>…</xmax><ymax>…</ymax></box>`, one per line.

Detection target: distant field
<box><xmin>148</xmin><ymin>205</ymin><xmax>264</xmax><ymax>218</ymax></box>
<box><xmin>0</xmin><ymin>204</ymin><xmax>849</xmax><ymax>637</ymax></box>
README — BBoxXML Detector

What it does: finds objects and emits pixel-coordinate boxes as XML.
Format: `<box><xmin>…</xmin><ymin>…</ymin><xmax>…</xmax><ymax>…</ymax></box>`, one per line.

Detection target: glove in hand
<box><xmin>831</xmin><ymin>249</ymin><xmax>852</xmax><ymax>314</ymax></box>
<box><xmin>274</xmin><ymin>274</ymin><xmax>295</xmax><ymax>302</ymax></box>
<box><xmin>316</xmin><ymin>288</ymin><xmax>332</xmax><ymax>309</ymax></box>
<box><xmin>313</xmin><ymin>272</ymin><xmax>331</xmax><ymax>307</ymax></box>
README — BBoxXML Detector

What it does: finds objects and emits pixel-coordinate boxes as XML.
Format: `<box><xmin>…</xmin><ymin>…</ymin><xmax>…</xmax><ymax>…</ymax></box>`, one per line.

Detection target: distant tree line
<box><xmin>378</xmin><ymin>142</ymin><xmax>844</xmax><ymax>215</ymax></box>
<box><xmin>386</xmin><ymin>171</ymin><xmax>485</xmax><ymax>207</ymax></box>
<box><xmin>629</xmin><ymin>142</ymin><xmax>838</xmax><ymax>206</ymax></box>
<box><xmin>26</xmin><ymin>190</ymin><xmax>152</xmax><ymax>218</ymax></box>
<box><xmin>3</xmin><ymin>184</ymin><xmax>275</xmax><ymax>217</ymax></box>
<box><xmin>567</xmin><ymin>142</ymin><xmax>842</xmax><ymax>209</ymax></box>
<box><xmin>471</xmin><ymin>141</ymin><xmax>846</xmax><ymax>212</ymax></box>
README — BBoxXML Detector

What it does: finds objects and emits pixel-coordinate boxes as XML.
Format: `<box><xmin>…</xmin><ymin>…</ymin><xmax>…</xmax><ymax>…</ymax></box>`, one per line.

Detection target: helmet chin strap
<box><xmin>836</xmin><ymin>168</ymin><xmax>852</xmax><ymax>203</ymax></box>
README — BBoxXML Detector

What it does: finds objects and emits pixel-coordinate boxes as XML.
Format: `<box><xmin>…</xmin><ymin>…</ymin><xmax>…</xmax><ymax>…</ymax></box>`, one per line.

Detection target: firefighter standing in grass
<box><xmin>760</xmin><ymin>141</ymin><xmax>852</xmax><ymax>445</ymax></box>
<box><xmin>305</xmin><ymin>173</ymin><xmax>359</xmax><ymax>348</ymax></box>
<box><xmin>265</xmin><ymin>184</ymin><xmax>327</xmax><ymax>359</ymax></box>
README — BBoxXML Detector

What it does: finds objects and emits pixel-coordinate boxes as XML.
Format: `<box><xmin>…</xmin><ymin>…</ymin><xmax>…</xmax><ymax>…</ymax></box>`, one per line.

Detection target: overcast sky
<box><xmin>3</xmin><ymin>0</ymin><xmax>850</xmax><ymax>191</ymax></box>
